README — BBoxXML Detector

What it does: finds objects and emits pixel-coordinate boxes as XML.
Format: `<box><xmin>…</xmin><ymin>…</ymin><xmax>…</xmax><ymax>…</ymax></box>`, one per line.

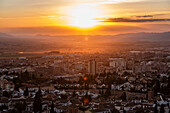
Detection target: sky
<box><xmin>0</xmin><ymin>0</ymin><xmax>170</xmax><ymax>35</ymax></box>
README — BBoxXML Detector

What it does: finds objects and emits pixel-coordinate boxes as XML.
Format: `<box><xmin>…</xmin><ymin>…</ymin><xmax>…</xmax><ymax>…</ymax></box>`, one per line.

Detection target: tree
<box><xmin>14</xmin><ymin>83</ymin><xmax>20</xmax><ymax>91</ymax></box>
<box><xmin>154</xmin><ymin>102</ymin><xmax>158</xmax><ymax>113</ymax></box>
<box><xmin>121</xmin><ymin>92</ymin><xmax>126</xmax><ymax>101</ymax></box>
<box><xmin>105</xmin><ymin>84</ymin><xmax>111</xmax><ymax>96</ymax></box>
<box><xmin>111</xmin><ymin>106</ymin><xmax>120</xmax><ymax>113</ymax></box>
<box><xmin>33</xmin><ymin>88</ymin><xmax>42</xmax><ymax>113</ymax></box>
<box><xmin>40</xmin><ymin>74</ymin><xmax>43</xmax><ymax>77</ymax></box>
<box><xmin>3</xmin><ymin>91</ymin><xmax>10</xmax><ymax>97</ymax></box>
<box><xmin>122</xmin><ymin>71</ymin><xmax>130</xmax><ymax>76</ymax></box>
<box><xmin>101</xmin><ymin>88</ymin><xmax>104</xmax><ymax>95</ymax></box>
<box><xmin>160</xmin><ymin>104</ymin><xmax>165</xmax><ymax>113</ymax></box>
<box><xmin>37</xmin><ymin>87</ymin><xmax>42</xmax><ymax>97</ymax></box>
<box><xmin>8</xmin><ymin>109</ymin><xmax>18</xmax><ymax>113</ymax></box>
<box><xmin>122</xmin><ymin>86</ymin><xmax>124</xmax><ymax>91</ymax></box>
<box><xmin>123</xmin><ymin>107</ymin><xmax>126</xmax><ymax>113</ymax></box>
<box><xmin>153</xmin><ymin>80</ymin><xmax>160</xmax><ymax>95</ymax></box>
<box><xmin>99</xmin><ymin>90</ymin><xmax>102</xmax><ymax>94</ymax></box>
<box><xmin>84</xmin><ymin>84</ymin><xmax>88</xmax><ymax>90</ymax></box>
<box><xmin>168</xmin><ymin>76</ymin><xmax>170</xmax><ymax>88</ymax></box>
<box><xmin>72</xmin><ymin>90</ymin><xmax>76</xmax><ymax>98</ymax></box>
<box><xmin>135</xmin><ymin>107</ymin><xmax>144</xmax><ymax>113</ymax></box>
<box><xmin>50</xmin><ymin>101</ymin><xmax>55</xmax><ymax>113</ymax></box>
<box><xmin>32</xmin><ymin>74</ymin><xmax>36</xmax><ymax>79</ymax></box>
<box><xmin>146</xmin><ymin>90</ymin><xmax>148</xmax><ymax>100</ymax></box>
<box><xmin>24</xmin><ymin>87</ymin><xmax>29</xmax><ymax>96</ymax></box>
<box><xmin>168</xmin><ymin>76</ymin><xmax>170</xmax><ymax>95</ymax></box>
<box><xmin>0</xmin><ymin>104</ymin><xmax>8</xmax><ymax>111</ymax></box>
<box><xmin>14</xmin><ymin>102</ymin><xmax>26</xmax><ymax>113</ymax></box>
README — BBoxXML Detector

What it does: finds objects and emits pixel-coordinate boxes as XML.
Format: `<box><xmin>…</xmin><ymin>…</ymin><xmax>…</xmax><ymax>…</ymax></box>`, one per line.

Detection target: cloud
<box><xmin>136</xmin><ymin>15</ymin><xmax>153</xmax><ymax>18</ymax></box>
<box><xmin>76</xmin><ymin>0</ymin><xmax>145</xmax><ymax>5</ymax></box>
<box><xmin>134</xmin><ymin>13</ymin><xmax>169</xmax><ymax>18</ymax></box>
<box><xmin>100</xmin><ymin>18</ymin><xmax>170</xmax><ymax>23</ymax></box>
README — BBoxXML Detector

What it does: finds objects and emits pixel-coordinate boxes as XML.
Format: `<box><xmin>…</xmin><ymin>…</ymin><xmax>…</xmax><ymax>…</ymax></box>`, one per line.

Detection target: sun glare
<box><xmin>69</xmin><ymin>5</ymin><xmax>101</xmax><ymax>28</ymax></box>
<box><xmin>85</xmin><ymin>37</ymin><xmax>88</xmax><ymax>41</ymax></box>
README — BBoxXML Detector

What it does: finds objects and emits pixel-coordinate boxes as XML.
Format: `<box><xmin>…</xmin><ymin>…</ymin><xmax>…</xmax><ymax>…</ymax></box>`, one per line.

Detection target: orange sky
<box><xmin>0</xmin><ymin>0</ymin><xmax>170</xmax><ymax>35</ymax></box>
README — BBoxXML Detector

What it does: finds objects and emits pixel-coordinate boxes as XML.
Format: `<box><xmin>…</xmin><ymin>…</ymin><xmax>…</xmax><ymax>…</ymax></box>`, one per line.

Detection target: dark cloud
<box><xmin>100</xmin><ymin>18</ymin><xmax>170</xmax><ymax>23</ymax></box>
<box><xmin>136</xmin><ymin>15</ymin><xmax>153</xmax><ymax>18</ymax></box>
<box><xmin>135</xmin><ymin>13</ymin><xmax>168</xmax><ymax>18</ymax></box>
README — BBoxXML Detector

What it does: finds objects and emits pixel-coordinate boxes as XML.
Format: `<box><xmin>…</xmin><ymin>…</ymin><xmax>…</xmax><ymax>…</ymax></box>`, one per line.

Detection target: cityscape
<box><xmin>0</xmin><ymin>46</ymin><xmax>169</xmax><ymax>113</ymax></box>
<box><xmin>0</xmin><ymin>0</ymin><xmax>170</xmax><ymax>113</ymax></box>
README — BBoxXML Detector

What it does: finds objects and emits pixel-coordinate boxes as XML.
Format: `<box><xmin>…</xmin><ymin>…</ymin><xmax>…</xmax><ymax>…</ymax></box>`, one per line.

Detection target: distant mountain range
<box><xmin>0</xmin><ymin>31</ymin><xmax>169</xmax><ymax>52</ymax></box>
<box><xmin>0</xmin><ymin>32</ymin><xmax>15</xmax><ymax>38</ymax></box>
<box><xmin>1</xmin><ymin>31</ymin><xmax>170</xmax><ymax>42</ymax></box>
<box><xmin>112</xmin><ymin>31</ymin><xmax>170</xmax><ymax>42</ymax></box>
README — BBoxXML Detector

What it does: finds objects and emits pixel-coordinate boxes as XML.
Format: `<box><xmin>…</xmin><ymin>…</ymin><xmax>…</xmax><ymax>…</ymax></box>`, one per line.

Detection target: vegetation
<box><xmin>33</xmin><ymin>87</ymin><xmax>42</xmax><ymax>113</ymax></box>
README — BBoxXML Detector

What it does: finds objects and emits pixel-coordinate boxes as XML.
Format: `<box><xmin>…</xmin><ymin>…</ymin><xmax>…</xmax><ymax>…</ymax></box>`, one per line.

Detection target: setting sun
<box><xmin>69</xmin><ymin>5</ymin><xmax>101</xmax><ymax>28</ymax></box>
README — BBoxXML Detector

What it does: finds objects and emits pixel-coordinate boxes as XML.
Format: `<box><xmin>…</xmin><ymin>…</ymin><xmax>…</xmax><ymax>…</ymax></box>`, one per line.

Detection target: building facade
<box><xmin>88</xmin><ymin>59</ymin><xmax>98</xmax><ymax>75</ymax></box>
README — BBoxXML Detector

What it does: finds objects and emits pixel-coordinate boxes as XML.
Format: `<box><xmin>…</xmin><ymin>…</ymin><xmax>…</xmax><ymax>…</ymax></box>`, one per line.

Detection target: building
<box><xmin>109</xmin><ymin>58</ymin><xmax>126</xmax><ymax>73</ymax></box>
<box><xmin>147</xmin><ymin>91</ymin><xmax>154</xmax><ymax>100</ymax></box>
<box><xmin>109</xmin><ymin>58</ymin><xmax>126</xmax><ymax>68</ymax></box>
<box><xmin>88</xmin><ymin>59</ymin><xmax>98</xmax><ymax>75</ymax></box>
<box><xmin>133</xmin><ymin>62</ymin><xmax>151</xmax><ymax>73</ymax></box>
<box><xmin>0</xmin><ymin>78</ymin><xmax>14</xmax><ymax>91</ymax></box>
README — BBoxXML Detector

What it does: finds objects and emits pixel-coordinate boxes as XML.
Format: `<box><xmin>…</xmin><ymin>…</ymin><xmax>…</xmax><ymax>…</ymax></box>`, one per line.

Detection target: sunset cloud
<box><xmin>0</xmin><ymin>0</ymin><xmax>170</xmax><ymax>34</ymax></box>
<box><xmin>100</xmin><ymin>18</ymin><xmax>170</xmax><ymax>23</ymax></box>
<box><xmin>136</xmin><ymin>15</ymin><xmax>153</xmax><ymax>18</ymax></box>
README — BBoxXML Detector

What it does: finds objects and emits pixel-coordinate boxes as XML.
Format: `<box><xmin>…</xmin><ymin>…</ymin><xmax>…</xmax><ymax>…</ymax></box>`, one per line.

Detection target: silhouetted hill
<box><xmin>0</xmin><ymin>32</ymin><xmax>15</xmax><ymax>38</ymax></box>
<box><xmin>0</xmin><ymin>31</ymin><xmax>169</xmax><ymax>53</ymax></box>
<box><xmin>112</xmin><ymin>31</ymin><xmax>170</xmax><ymax>42</ymax></box>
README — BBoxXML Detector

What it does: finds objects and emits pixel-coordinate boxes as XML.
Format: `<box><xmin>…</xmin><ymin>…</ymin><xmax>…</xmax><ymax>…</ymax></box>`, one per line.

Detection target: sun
<box><xmin>69</xmin><ymin>5</ymin><xmax>101</xmax><ymax>28</ymax></box>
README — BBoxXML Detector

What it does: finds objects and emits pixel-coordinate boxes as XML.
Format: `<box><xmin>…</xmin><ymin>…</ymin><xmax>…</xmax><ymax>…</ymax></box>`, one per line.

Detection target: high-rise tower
<box><xmin>88</xmin><ymin>59</ymin><xmax>98</xmax><ymax>75</ymax></box>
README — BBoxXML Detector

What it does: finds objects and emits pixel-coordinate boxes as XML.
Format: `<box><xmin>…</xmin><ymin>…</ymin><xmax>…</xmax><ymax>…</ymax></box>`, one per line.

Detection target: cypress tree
<box><xmin>72</xmin><ymin>90</ymin><xmax>76</xmax><ymax>97</ymax></box>
<box><xmin>160</xmin><ymin>104</ymin><xmax>164</xmax><ymax>113</ymax></box>
<box><xmin>105</xmin><ymin>84</ymin><xmax>111</xmax><ymax>96</ymax></box>
<box><xmin>154</xmin><ymin>102</ymin><xmax>158</xmax><ymax>113</ymax></box>
<box><xmin>33</xmin><ymin>88</ymin><xmax>42</xmax><ymax>113</ymax></box>
<box><xmin>24</xmin><ymin>87</ymin><xmax>29</xmax><ymax>96</ymax></box>
<box><xmin>50</xmin><ymin>102</ymin><xmax>55</xmax><ymax>113</ymax></box>
<box><xmin>121</xmin><ymin>92</ymin><xmax>126</xmax><ymax>101</ymax></box>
